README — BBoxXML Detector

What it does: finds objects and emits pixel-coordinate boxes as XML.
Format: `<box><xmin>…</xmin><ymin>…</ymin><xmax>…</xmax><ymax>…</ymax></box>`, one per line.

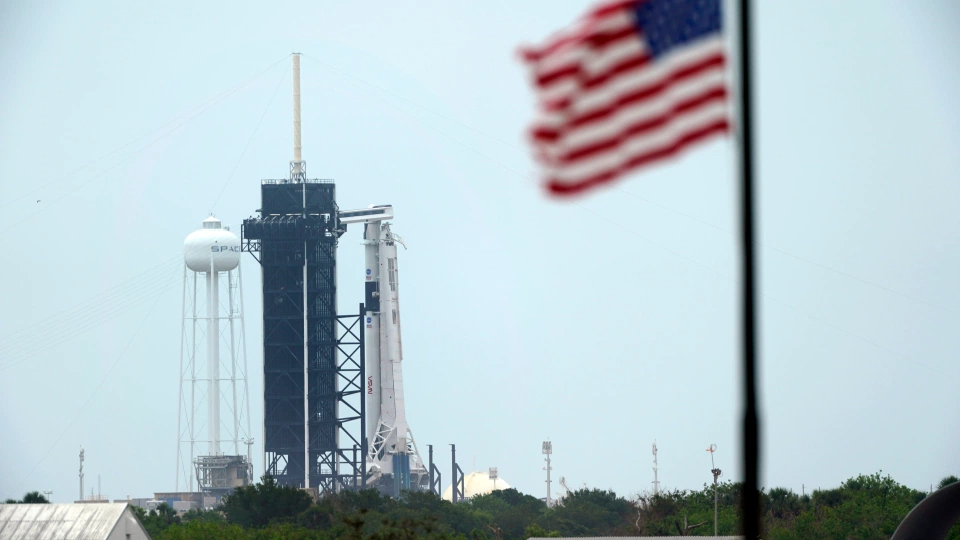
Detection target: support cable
<box><xmin>0</xmin><ymin>54</ymin><xmax>290</xmax><ymax>211</ymax></box>
<box><xmin>12</xmin><ymin>292</ymin><xmax>166</xmax><ymax>493</ymax></box>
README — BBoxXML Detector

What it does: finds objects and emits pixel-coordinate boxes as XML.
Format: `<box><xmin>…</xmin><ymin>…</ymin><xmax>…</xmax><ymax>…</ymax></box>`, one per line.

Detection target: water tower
<box><xmin>175</xmin><ymin>215</ymin><xmax>253</xmax><ymax>500</ymax></box>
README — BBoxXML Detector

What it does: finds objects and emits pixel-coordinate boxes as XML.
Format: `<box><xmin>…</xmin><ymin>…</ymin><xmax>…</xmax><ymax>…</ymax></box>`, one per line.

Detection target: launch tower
<box><xmin>242</xmin><ymin>54</ymin><xmax>365</xmax><ymax>493</ymax></box>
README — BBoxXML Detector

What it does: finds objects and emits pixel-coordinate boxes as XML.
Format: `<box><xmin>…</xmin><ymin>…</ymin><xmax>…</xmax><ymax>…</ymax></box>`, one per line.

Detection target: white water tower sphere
<box><xmin>184</xmin><ymin>216</ymin><xmax>241</xmax><ymax>272</ymax></box>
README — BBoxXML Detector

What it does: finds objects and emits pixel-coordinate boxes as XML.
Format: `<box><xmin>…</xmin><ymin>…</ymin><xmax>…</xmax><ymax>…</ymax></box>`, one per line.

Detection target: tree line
<box><xmin>8</xmin><ymin>473</ymin><xmax>959</xmax><ymax>538</ymax></box>
<box><xmin>139</xmin><ymin>472</ymin><xmax>959</xmax><ymax>539</ymax></box>
<box><xmin>3</xmin><ymin>491</ymin><xmax>51</xmax><ymax>504</ymax></box>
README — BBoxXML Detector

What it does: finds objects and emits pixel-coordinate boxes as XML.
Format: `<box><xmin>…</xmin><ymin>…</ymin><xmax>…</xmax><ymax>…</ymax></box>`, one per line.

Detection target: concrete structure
<box><xmin>152</xmin><ymin>491</ymin><xmax>202</xmax><ymax>508</ymax></box>
<box><xmin>0</xmin><ymin>503</ymin><xmax>149</xmax><ymax>540</ymax></box>
<box><xmin>73</xmin><ymin>496</ymin><xmax>109</xmax><ymax>504</ymax></box>
<box><xmin>442</xmin><ymin>471</ymin><xmax>511</xmax><ymax>501</ymax></box>
<box><xmin>111</xmin><ymin>499</ymin><xmax>151</xmax><ymax>511</ymax></box>
<box><xmin>172</xmin><ymin>501</ymin><xmax>197</xmax><ymax>513</ymax></box>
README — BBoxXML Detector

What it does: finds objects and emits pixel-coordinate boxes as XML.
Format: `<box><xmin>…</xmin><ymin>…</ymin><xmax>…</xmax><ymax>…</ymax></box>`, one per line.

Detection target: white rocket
<box><xmin>339</xmin><ymin>205</ymin><xmax>427</xmax><ymax>490</ymax></box>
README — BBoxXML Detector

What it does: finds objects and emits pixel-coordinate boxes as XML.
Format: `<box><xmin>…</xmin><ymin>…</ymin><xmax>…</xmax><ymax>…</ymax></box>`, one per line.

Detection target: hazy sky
<box><xmin>1</xmin><ymin>1</ymin><xmax>958</xmax><ymax>504</ymax></box>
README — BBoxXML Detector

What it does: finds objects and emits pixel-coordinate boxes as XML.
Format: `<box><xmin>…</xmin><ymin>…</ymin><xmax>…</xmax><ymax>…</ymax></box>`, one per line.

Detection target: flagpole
<box><xmin>735</xmin><ymin>0</ymin><xmax>761</xmax><ymax>538</ymax></box>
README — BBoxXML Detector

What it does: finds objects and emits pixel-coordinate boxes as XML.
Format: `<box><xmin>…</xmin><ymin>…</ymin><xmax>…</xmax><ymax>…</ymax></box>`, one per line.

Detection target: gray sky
<box><xmin>1</xmin><ymin>0</ymin><xmax>958</xmax><ymax>503</ymax></box>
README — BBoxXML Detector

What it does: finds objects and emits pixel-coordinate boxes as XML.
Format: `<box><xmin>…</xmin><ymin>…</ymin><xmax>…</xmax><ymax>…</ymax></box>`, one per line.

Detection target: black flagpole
<box><xmin>736</xmin><ymin>0</ymin><xmax>761</xmax><ymax>538</ymax></box>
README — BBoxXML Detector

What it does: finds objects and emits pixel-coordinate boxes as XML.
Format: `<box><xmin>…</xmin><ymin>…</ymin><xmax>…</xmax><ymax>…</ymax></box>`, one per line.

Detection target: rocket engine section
<box><xmin>341</xmin><ymin>205</ymin><xmax>427</xmax><ymax>496</ymax></box>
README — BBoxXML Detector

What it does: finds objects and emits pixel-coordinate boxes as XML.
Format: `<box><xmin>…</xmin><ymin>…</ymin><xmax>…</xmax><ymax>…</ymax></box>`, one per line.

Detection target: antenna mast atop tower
<box><xmin>291</xmin><ymin>53</ymin><xmax>305</xmax><ymax>182</ymax></box>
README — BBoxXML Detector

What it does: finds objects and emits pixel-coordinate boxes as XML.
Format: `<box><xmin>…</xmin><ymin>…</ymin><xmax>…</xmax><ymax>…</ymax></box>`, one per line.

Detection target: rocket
<box><xmin>340</xmin><ymin>205</ymin><xmax>427</xmax><ymax>491</ymax></box>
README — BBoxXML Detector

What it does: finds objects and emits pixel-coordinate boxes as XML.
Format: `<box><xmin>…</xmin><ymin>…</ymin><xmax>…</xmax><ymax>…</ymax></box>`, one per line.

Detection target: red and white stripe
<box><xmin>521</xmin><ymin>1</ymin><xmax>730</xmax><ymax>195</ymax></box>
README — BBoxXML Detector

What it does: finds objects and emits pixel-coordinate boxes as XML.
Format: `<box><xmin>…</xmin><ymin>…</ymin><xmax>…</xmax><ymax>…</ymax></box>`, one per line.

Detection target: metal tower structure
<box><xmin>176</xmin><ymin>216</ymin><xmax>253</xmax><ymax>497</ymax></box>
<box><xmin>543</xmin><ymin>441</ymin><xmax>553</xmax><ymax>507</ymax></box>
<box><xmin>242</xmin><ymin>53</ymin><xmax>364</xmax><ymax>493</ymax></box>
<box><xmin>427</xmin><ymin>445</ymin><xmax>442</xmax><ymax>497</ymax></box>
<box><xmin>652</xmin><ymin>440</ymin><xmax>660</xmax><ymax>496</ymax></box>
<box><xmin>450</xmin><ymin>444</ymin><xmax>465</xmax><ymax>503</ymax></box>
<box><xmin>707</xmin><ymin>444</ymin><xmax>722</xmax><ymax>536</ymax></box>
<box><xmin>78</xmin><ymin>448</ymin><xmax>84</xmax><ymax>502</ymax></box>
<box><xmin>334</xmin><ymin>303</ymin><xmax>368</xmax><ymax>491</ymax></box>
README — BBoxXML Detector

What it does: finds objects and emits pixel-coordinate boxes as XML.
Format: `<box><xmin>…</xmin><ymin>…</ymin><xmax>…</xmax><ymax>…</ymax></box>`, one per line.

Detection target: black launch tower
<box><xmin>240</xmin><ymin>54</ymin><xmax>365</xmax><ymax>494</ymax></box>
<box><xmin>242</xmin><ymin>178</ymin><xmax>365</xmax><ymax>494</ymax></box>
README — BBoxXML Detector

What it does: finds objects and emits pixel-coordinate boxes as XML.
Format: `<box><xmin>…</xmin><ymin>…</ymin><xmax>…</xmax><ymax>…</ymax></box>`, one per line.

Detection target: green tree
<box><xmin>470</xmin><ymin>489</ymin><xmax>545</xmax><ymax>539</ymax></box>
<box><xmin>21</xmin><ymin>491</ymin><xmax>50</xmax><ymax>504</ymax></box>
<box><xmin>144</xmin><ymin>470</ymin><xmax>960</xmax><ymax>540</ymax></box>
<box><xmin>133</xmin><ymin>503</ymin><xmax>182</xmax><ymax>538</ymax></box>
<box><xmin>2</xmin><ymin>491</ymin><xmax>51</xmax><ymax>504</ymax></box>
<box><xmin>547</xmin><ymin>488</ymin><xmax>633</xmax><ymax>536</ymax></box>
<box><xmin>523</xmin><ymin>523</ymin><xmax>560</xmax><ymax>538</ymax></box>
<box><xmin>156</xmin><ymin>520</ymin><xmax>249</xmax><ymax>540</ymax></box>
<box><xmin>181</xmin><ymin>507</ymin><xmax>225</xmax><ymax>523</ymax></box>
<box><xmin>938</xmin><ymin>475</ymin><xmax>959</xmax><ymax>490</ymax></box>
<box><xmin>222</xmin><ymin>475</ymin><xmax>313</xmax><ymax>528</ymax></box>
<box><xmin>766</xmin><ymin>487</ymin><xmax>802</xmax><ymax>519</ymax></box>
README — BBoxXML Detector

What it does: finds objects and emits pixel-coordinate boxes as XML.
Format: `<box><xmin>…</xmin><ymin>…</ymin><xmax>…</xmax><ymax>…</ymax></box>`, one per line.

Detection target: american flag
<box><xmin>520</xmin><ymin>0</ymin><xmax>729</xmax><ymax>195</ymax></box>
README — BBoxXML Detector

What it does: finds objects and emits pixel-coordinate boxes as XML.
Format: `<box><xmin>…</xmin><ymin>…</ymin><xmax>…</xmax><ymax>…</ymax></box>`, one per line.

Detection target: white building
<box><xmin>0</xmin><ymin>503</ymin><xmax>150</xmax><ymax>540</ymax></box>
<box><xmin>442</xmin><ymin>471</ymin><xmax>512</xmax><ymax>501</ymax></box>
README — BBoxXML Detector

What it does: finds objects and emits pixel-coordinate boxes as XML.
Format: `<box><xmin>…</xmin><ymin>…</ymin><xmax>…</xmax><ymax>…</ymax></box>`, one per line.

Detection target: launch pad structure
<box><xmin>163</xmin><ymin>54</ymin><xmax>484</xmax><ymax>504</ymax></box>
<box><xmin>242</xmin><ymin>176</ymin><xmax>367</xmax><ymax>493</ymax></box>
<box><xmin>242</xmin><ymin>54</ymin><xmax>426</xmax><ymax>496</ymax></box>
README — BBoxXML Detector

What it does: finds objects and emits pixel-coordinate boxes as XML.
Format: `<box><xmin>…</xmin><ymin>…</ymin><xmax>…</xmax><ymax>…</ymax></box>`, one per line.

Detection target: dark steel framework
<box><xmin>242</xmin><ymin>179</ymin><xmax>364</xmax><ymax>493</ymax></box>
<box><xmin>450</xmin><ymin>444</ymin><xmax>464</xmax><ymax>503</ymax></box>
<box><xmin>334</xmin><ymin>305</ymin><xmax>367</xmax><ymax>492</ymax></box>
<box><xmin>428</xmin><ymin>445</ymin><xmax>442</xmax><ymax>497</ymax></box>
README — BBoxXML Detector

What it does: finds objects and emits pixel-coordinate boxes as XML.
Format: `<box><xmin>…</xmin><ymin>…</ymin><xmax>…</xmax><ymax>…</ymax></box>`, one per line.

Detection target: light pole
<box><xmin>542</xmin><ymin>441</ymin><xmax>553</xmax><ymax>507</ymax></box>
<box><xmin>707</xmin><ymin>444</ymin><xmax>722</xmax><ymax>536</ymax></box>
<box><xmin>651</xmin><ymin>441</ymin><xmax>660</xmax><ymax>496</ymax></box>
<box><xmin>79</xmin><ymin>447</ymin><xmax>84</xmax><ymax>502</ymax></box>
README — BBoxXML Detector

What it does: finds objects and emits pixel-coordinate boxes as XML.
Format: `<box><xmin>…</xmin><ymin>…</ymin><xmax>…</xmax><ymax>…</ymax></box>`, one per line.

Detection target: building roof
<box><xmin>0</xmin><ymin>503</ymin><xmax>145</xmax><ymax>540</ymax></box>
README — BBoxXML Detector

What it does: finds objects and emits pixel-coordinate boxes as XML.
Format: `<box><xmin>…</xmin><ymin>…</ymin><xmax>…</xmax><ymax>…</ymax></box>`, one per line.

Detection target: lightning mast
<box><xmin>291</xmin><ymin>53</ymin><xmax>304</xmax><ymax>181</ymax></box>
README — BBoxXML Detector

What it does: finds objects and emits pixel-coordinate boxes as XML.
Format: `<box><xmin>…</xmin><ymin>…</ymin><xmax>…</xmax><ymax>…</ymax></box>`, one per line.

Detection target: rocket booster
<box><xmin>363</xmin><ymin>223</ymin><xmax>382</xmax><ymax>446</ymax></box>
<box><xmin>378</xmin><ymin>223</ymin><xmax>408</xmax><ymax>450</ymax></box>
<box><xmin>341</xmin><ymin>205</ymin><xmax>425</xmax><ymax>485</ymax></box>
